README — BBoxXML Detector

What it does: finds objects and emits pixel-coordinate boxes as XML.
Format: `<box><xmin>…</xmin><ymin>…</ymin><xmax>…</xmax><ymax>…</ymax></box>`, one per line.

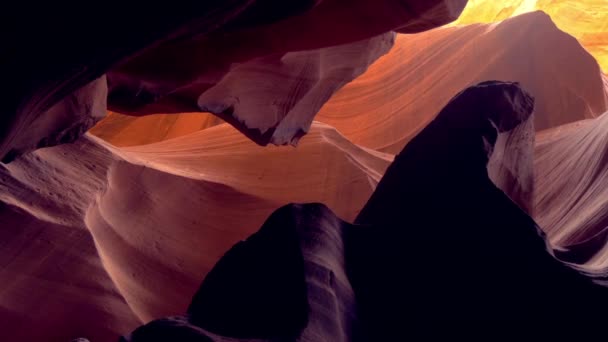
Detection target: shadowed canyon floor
<box><xmin>2</xmin><ymin>3</ymin><xmax>608</xmax><ymax>341</ymax></box>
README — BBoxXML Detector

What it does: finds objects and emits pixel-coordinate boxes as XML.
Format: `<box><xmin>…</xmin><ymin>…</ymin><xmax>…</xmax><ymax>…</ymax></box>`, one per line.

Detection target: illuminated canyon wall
<box><xmin>453</xmin><ymin>0</ymin><xmax>608</xmax><ymax>72</ymax></box>
<box><xmin>2</xmin><ymin>0</ymin><xmax>608</xmax><ymax>341</ymax></box>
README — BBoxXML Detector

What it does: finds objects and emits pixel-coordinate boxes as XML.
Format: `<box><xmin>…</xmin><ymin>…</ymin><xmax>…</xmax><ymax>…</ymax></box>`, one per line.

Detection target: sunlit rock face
<box><xmin>535</xmin><ymin>110</ymin><xmax>608</xmax><ymax>267</ymax></box>
<box><xmin>5</xmin><ymin>2</ymin><xmax>608</xmax><ymax>341</ymax></box>
<box><xmin>123</xmin><ymin>81</ymin><xmax>608</xmax><ymax>341</ymax></box>
<box><xmin>93</xmin><ymin>11</ymin><xmax>607</xmax><ymax>152</ymax></box>
<box><xmin>316</xmin><ymin>11</ymin><xmax>607</xmax><ymax>153</ymax></box>
<box><xmin>89</xmin><ymin>112</ymin><xmax>224</xmax><ymax>147</ymax></box>
<box><xmin>0</xmin><ymin>120</ymin><xmax>392</xmax><ymax>339</ymax></box>
<box><xmin>453</xmin><ymin>0</ymin><xmax>608</xmax><ymax>73</ymax></box>
<box><xmin>0</xmin><ymin>0</ymin><xmax>467</xmax><ymax>162</ymax></box>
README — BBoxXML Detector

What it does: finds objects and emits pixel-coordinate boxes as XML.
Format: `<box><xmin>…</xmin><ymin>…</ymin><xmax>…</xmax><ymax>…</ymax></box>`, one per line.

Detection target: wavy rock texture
<box><xmin>0</xmin><ymin>203</ymin><xmax>139</xmax><ymax>342</ymax></box>
<box><xmin>93</xmin><ymin>11</ymin><xmax>606</xmax><ymax>151</ymax></box>
<box><xmin>122</xmin><ymin>81</ymin><xmax>608</xmax><ymax>341</ymax></box>
<box><xmin>0</xmin><ymin>138</ymin><xmax>138</xmax><ymax>342</ymax></box>
<box><xmin>89</xmin><ymin>123</ymin><xmax>390</xmax><ymax>323</ymax></box>
<box><xmin>3</xmin><ymin>71</ymin><xmax>608</xmax><ymax>341</ymax></box>
<box><xmin>0</xmin><ymin>120</ymin><xmax>390</xmax><ymax>340</ymax></box>
<box><xmin>122</xmin><ymin>203</ymin><xmax>356</xmax><ymax>342</ymax></box>
<box><xmin>3</xmin><ymin>5</ymin><xmax>608</xmax><ymax>341</ymax></box>
<box><xmin>0</xmin><ymin>81</ymin><xmax>539</xmax><ymax>340</ymax></box>
<box><xmin>1</xmin><ymin>76</ymin><xmax>108</xmax><ymax>163</ymax></box>
<box><xmin>0</xmin><ymin>0</ymin><xmax>466</xmax><ymax>162</ymax></box>
<box><xmin>487</xmin><ymin>113</ymin><xmax>535</xmax><ymax>214</ymax></box>
<box><xmin>535</xmin><ymin>110</ymin><xmax>608</xmax><ymax>269</ymax></box>
<box><xmin>109</xmin><ymin>31</ymin><xmax>396</xmax><ymax>146</ymax></box>
<box><xmin>316</xmin><ymin>11</ymin><xmax>608</xmax><ymax>153</ymax></box>
<box><xmin>453</xmin><ymin>0</ymin><xmax>608</xmax><ymax>73</ymax></box>
<box><xmin>192</xmin><ymin>33</ymin><xmax>395</xmax><ymax>145</ymax></box>
<box><xmin>89</xmin><ymin>112</ymin><xmax>224</xmax><ymax>147</ymax></box>
<box><xmin>351</xmin><ymin>81</ymin><xmax>608</xmax><ymax>339</ymax></box>
<box><xmin>0</xmin><ymin>0</ymin><xmax>254</xmax><ymax>163</ymax></box>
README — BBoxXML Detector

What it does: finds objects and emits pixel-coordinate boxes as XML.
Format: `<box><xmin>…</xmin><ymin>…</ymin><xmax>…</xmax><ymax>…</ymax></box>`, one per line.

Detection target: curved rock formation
<box><xmin>92</xmin><ymin>11</ymin><xmax>606</xmax><ymax>152</ymax></box>
<box><xmin>535</xmin><ymin>110</ymin><xmax>608</xmax><ymax>268</ymax></box>
<box><xmin>0</xmin><ymin>120</ymin><xmax>390</xmax><ymax>339</ymax></box>
<box><xmin>487</xmin><ymin>112</ymin><xmax>535</xmax><ymax>214</ymax></box>
<box><xmin>88</xmin><ymin>123</ymin><xmax>390</xmax><ymax>322</ymax></box>
<box><xmin>453</xmin><ymin>0</ymin><xmax>608</xmax><ymax>73</ymax></box>
<box><xmin>123</xmin><ymin>203</ymin><xmax>357</xmax><ymax>342</ymax></box>
<box><xmin>1</xmin><ymin>76</ymin><xmax>108</xmax><ymax>163</ymax></box>
<box><xmin>190</xmin><ymin>33</ymin><xmax>395</xmax><ymax>145</ymax></box>
<box><xmin>350</xmin><ymin>87</ymin><xmax>608</xmax><ymax>333</ymax></box>
<box><xmin>316</xmin><ymin>11</ymin><xmax>608</xmax><ymax>153</ymax></box>
<box><xmin>122</xmin><ymin>81</ymin><xmax>608</xmax><ymax>340</ymax></box>
<box><xmin>3</xmin><ymin>3</ymin><xmax>608</xmax><ymax>340</ymax></box>
<box><xmin>107</xmin><ymin>32</ymin><xmax>396</xmax><ymax>146</ymax></box>
<box><xmin>356</xmin><ymin>80</ymin><xmax>536</xmax><ymax>222</ymax></box>
<box><xmin>89</xmin><ymin>112</ymin><xmax>224</xmax><ymax>147</ymax></box>
<box><xmin>1</xmin><ymin>0</ymin><xmax>466</xmax><ymax>162</ymax></box>
<box><xmin>1</xmin><ymin>1</ymin><xmax>252</xmax><ymax>163</ymax></box>
<box><xmin>0</xmin><ymin>203</ymin><xmax>139</xmax><ymax>342</ymax></box>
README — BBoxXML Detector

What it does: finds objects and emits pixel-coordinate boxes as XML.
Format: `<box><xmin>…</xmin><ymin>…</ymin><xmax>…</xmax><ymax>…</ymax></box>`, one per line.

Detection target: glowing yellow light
<box><xmin>452</xmin><ymin>0</ymin><xmax>608</xmax><ymax>73</ymax></box>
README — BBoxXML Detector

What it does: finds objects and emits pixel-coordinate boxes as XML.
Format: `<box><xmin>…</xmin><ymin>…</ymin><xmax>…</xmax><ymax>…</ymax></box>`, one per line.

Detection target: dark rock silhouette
<box><xmin>314</xmin><ymin>11</ymin><xmax>608</xmax><ymax>156</ymax></box>
<box><xmin>0</xmin><ymin>0</ymin><xmax>466</xmax><ymax>162</ymax></box>
<box><xmin>187</xmin><ymin>204</ymin><xmax>309</xmax><ymax>338</ymax></box>
<box><xmin>124</xmin><ymin>203</ymin><xmax>357</xmax><ymax>341</ymax></box>
<box><xmin>350</xmin><ymin>81</ymin><xmax>608</xmax><ymax>339</ymax></box>
<box><xmin>122</xmin><ymin>81</ymin><xmax>608</xmax><ymax>340</ymax></box>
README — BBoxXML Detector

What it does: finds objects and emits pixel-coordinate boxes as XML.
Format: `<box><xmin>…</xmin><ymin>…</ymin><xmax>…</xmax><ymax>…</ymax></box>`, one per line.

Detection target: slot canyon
<box><xmin>1</xmin><ymin>1</ymin><xmax>608</xmax><ymax>341</ymax></box>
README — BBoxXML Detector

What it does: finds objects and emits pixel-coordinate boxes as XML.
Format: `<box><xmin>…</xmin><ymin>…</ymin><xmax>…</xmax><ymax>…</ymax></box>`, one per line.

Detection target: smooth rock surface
<box><xmin>316</xmin><ymin>11</ymin><xmax>608</xmax><ymax>153</ymax></box>
<box><xmin>122</xmin><ymin>81</ymin><xmax>608</xmax><ymax>341</ymax></box>
<box><xmin>535</xmin><ymin>110</ymin><xmax>608</xmax><ymax>269</ymax></box>
<box><xmin>453</xmin><ymin>0</ymin><xmax>608</xmax><ymax>72</ymax></box>
<box><xmin>0</xmin><ymin>0</ymin><xmax>467</xmax><ymax>161</ymax></box>
<box><xmin>0</xmin><ymin>120</ymin><xmax>390</xmax><ymax>340</ymax></box>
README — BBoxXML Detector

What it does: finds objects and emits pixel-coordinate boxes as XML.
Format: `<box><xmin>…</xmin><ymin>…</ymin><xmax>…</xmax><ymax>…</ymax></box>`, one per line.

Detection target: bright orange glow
<box><xmin>452</xmin><ymin>0</ymin><xmax>608</xmax><ymax>73</ymax></box>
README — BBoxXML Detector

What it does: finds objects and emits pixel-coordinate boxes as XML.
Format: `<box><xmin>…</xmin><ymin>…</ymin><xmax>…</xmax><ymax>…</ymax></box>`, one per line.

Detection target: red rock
<box><xmin>123</xmin><ymin>81</ymin><xmax>608</xmax><ymax>341</ymax></box>
<box><xmin>316</xmin><ymin>11</ymin><xmax>608</xmax><ymax>153</ymax></box>
<box><xmin>535</xmin><ymin>110</ymin><xmax>608</xmax><ymax>265</ymax></box>
<box><xmin>0</xmin><ymin>120</ymin><xmax>390</xmax><ymax>339</ymax></box>
<box><xmin>0</xmin><ymin>0</ymin><xmax>467</xmax><ymax>162</ymax></box>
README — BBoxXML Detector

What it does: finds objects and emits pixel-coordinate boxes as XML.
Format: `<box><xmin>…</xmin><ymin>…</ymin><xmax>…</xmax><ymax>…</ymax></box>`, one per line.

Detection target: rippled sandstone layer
<box><xmin>453</xmin><ymin>0</ymin><xmax>608</xmax><ymax>72</ymax></box>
